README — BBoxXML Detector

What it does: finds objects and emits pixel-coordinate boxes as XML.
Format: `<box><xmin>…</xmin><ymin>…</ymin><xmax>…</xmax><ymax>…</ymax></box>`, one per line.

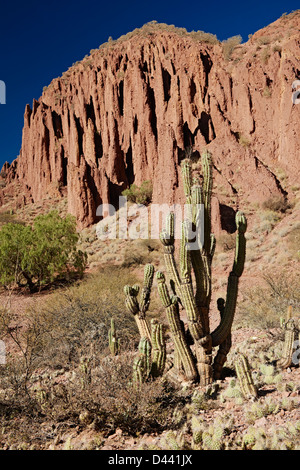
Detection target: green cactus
<box><xmin>132</xmin><ymin>337</ymin><xmax>152</xmax><ymax>385</ymax></box>
<box><xmin>132</xmin><ymin>323</ymin><xmax>167</xmax><ymax>384</ymax></box>
<box><xmin>124</xmin><ymin>263</ymin><xmax>154</xmax><ymax>340</ymax></box>
<box><xmin>158</xmin><ymin>150</ymin><xmax>247</xmax><ymax>385</ymax></box>
<box><xmin>235</xmin><ymin>354</ymin><xmax>258</xmax><ymax>400</ymax></box>
<box><xmin>150</xmin><ymin>319</ymin><xmax>166</xmax><ymax>377</ymax></box>
<box><xmin>277</xmin><ymin>305</ymin><xmax>299</xmax><ymax>369</ymax></box>
<box><xmin>124</xmin><ymin>149</ymin><xmax>247</xmax><ymax>386</ymax></box>
<box><xmin>108</xmin><ymin>318</ymin><xmax>120</xmax><ymax>356</ymax></box>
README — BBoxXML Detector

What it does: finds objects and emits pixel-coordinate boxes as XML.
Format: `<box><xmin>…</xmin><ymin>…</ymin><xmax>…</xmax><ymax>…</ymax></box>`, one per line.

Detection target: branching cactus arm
<box><xmin>150</xmin><ymin>319</ymin><xmax>166</xmax><ymax>377</ymax></box>
<box><xmin>157</xmin><ymin>271</ymin><xmax>198</xmax><ymax>382</ymax></box>
<box><xmin>124</xmin><ymin>264</ymin><xmax>154</xmax><ymax>340</ymax></box>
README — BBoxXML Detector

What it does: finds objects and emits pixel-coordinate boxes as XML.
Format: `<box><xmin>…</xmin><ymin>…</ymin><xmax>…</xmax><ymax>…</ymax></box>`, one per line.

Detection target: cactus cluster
<box><xmin>242</xmin><ymin>422</ymin><xmax>300</xmax><ymax>450</ymax></box>
<box><xmin>191</xmin><ymin>415</ymin><xmax>234</xmax><ymax>450</ymax></box>
<box><xmin>157</xmin><ymin>151</ymin><xmax>247</xmax><ymax>385</ymax></box>
<box><xmin>124</xmin><ymin>263</ymin><xmax>166</xmax><ymax>384</ymax></box>
<box><xmin>132</xmin><ymin>320</ymin><xmax>166</xmax><ymax>385</ymax></box>
<box><xmin>124</xmin><ymin>150</ymin><xmax>247</xmax><ymax>386</ymax></box>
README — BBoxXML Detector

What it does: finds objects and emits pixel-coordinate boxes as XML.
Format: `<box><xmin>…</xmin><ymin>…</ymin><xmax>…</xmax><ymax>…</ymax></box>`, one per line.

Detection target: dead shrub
<box><xmin>262</xmin><ymin>196</ymin><xmax>290</xmax><ymax>213</ymax></box>
<box><xmin>217</xmin><ymin>232</ymin><xmax>236</xmax><ymax>252</ymax></box>
<box><xmin>222</xmin><ymin>35</ymin><xmax>242</xmax><ymax>61</ymax></box>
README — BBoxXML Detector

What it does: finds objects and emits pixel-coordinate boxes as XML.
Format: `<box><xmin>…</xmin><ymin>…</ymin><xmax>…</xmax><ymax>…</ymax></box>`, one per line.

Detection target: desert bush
<box><xmin>189</xmin><ymin>30</ymin><xmax>219</xmax><ymax>44</ymax></box>
<box><xmin>0</xmin><ymin>262</ymin><xmax>181</xmax><ymax>436</ymax></box>
<box><xmin>122</xmin><ymin>180</ymin><xmax>153</xmax><ymax>205</ymax></box>
<box><xmin>26</xmin><ymin>266</ymin><xmax>140</xmax><ymax>369</ymax></box>
<box><xmin>263</xmin><ymin>86</ymin><xmax>272</xmax><ymax>98</ymax></box>
<box><xmin>256</xmin><ymin>36</ymin><xmax>271</xmax><ymax>46</ymax></box>
<box><xmin>262</xmin><ymin>196</ymin><xmax>289</xmax><ymax>213</ymax></box>
<box><xmin>236</xmin><ymin>269</ymin><xmax>300</xmax><ymax>329</ymax></box>
<box><xmin>256</xmin><ymin>209</ymin><xmax>281</xmax><ymax>234</ymax></box>
<box><xmin>222</xmin><ymin>35</ymin><xmax>242</xmax><ymax>61</ymax></box>
<box><xmin>0</xmin><ymin>211</ymin><xmax>87</xmax><ymax>291</ymax></box>
<box><xmin>76</xmin><ymin>354</ymin><xmax>181</xmax><ymax>434</ymax></box>
<box><xmin>261</xmin><ymin>47</ymin><xmax>271</xmax><ymax>64</ymax></box>
<box><xmin>217</xmin><ymin>232</ymin><xmax>236</xmax><ymax>252</ymax></box>
<box><xmin>0</xmin><ymin>266</ymin><xmax>140</xmax><ymax>401</ymax></box>
<box><xmin>98</xmin><ymin>22</ymin><xmax>220</xmax><ymax>49</ymax></box>
<box><xmin>238</xmin><ymin>133</ymin><xmax>251</xmax><ymax>147</ymax></box>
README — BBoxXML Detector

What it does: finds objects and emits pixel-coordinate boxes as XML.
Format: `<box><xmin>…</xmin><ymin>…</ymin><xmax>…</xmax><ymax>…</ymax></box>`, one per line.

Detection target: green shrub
<box><xmin>0</xmin><ymin>210</ymin><xmax>87</xmax><ymax>291</ymax></box>
<box><xmin>122</xmin><ymin>180</ymin><xmax>153</xmax><ymax>205</ymax></box>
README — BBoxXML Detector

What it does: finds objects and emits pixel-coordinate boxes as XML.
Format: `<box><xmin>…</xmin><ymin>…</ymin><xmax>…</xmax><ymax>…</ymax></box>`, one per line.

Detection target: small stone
<box><xmin>254</xmin><ymin>417</ymin><xmax>267</xmax><ymax>427</ymax></box>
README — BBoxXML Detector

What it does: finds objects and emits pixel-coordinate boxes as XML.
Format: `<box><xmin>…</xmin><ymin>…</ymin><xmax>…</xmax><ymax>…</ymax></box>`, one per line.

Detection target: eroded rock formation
<box><xmin>2</xmin><ymin>13</ymin><xmax>300</xmax><ymax>228</ymax></box>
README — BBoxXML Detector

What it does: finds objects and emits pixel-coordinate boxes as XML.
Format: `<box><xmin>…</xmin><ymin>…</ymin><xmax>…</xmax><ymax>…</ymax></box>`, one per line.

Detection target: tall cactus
<box><xmin>124</xmin><ymin>149</ymin><xmax>247</xmax><ymax>386</ymax></box>
<box><xmin>159</xmin><ymin>150</ymin><xmax>247</xmax><ymax>385</ymax></box>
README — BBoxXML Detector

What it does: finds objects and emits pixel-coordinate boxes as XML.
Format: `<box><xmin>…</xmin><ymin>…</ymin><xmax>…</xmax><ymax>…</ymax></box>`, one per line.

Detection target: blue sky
<box><xmin>0</xmin><ymin>0</ymin><xmax>298</xmax><ymax>170</ymax></box>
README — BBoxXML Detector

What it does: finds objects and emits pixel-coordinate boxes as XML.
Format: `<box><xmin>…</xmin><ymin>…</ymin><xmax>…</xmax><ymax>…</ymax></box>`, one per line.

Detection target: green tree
<box><xmin>0</xmin><ymin>211</ymin><xmax>87</xmax><ymax>291</ymax></box>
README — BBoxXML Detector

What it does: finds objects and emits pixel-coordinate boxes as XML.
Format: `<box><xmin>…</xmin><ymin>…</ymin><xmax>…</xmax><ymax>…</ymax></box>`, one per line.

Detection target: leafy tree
<box><xmin>0</xmin><ymin>211</ymin><xmax>87</xmax><ymax>291</ymax></box>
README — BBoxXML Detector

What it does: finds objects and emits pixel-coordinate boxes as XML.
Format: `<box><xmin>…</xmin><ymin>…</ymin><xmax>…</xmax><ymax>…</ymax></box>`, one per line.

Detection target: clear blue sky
<box><xmin>0</xmin><ymin>0</ymin><xmax>298</xmax><ymax>170</ymax></box>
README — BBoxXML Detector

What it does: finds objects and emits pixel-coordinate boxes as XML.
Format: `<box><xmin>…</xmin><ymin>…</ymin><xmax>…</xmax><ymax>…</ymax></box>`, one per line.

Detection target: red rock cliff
<box><xmin>5</xmin><ymin>14</ymin><xmax>300</xmax><ymax>228</ymax></box>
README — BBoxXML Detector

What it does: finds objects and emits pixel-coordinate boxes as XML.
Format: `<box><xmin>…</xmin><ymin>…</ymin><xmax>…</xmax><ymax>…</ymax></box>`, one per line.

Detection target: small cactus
<box><xmin>150</xmin><ymin>319</ymin><xmax>166</xmax><ymax>377</ymax></box>
<box><xmin>132</xmin><ymin>323</ymin><xmax>166</xmax><ymax>385</ymax></box>
<box><xmin>277</xmin><ymin>306</ymin><xmax>299</xmax><ymax>369</ymax></box>
<box><xmin>132</xmin><ymin>337</ymin><xmax>152</xmax><ymax>385</ymax></box>
<box><xmin>108</xmin><ymin>318</ymin><xmax>120</xmax><ymax>356</ymax></box>
<box><xmin>124</xmin><ymin>263</ymin><xmax>154</xmax><ymax>340</ymax></box>
<box><xmin>235</xmin><ymin>354</ymin><xmax>258</xmax><ymax>400</ymax></box>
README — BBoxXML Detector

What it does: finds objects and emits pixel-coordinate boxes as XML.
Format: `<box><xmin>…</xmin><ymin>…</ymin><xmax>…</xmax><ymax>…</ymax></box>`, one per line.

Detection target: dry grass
<box><xmin>286</xmin><ymin>226</ymin><xmax>300</xmax><ymax>259</ymax></box>
<box><xmin>236</xmin><ymin>269</ymin><xmax>300</xmax><ymax>329</ymax></box>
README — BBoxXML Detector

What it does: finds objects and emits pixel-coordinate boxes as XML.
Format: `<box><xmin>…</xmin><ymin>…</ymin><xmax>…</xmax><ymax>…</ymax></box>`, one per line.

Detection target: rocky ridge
<box><xmin>1</xmin><ymin>12</ymin><xmax>300</xmax><ymax>229</ymax></box>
